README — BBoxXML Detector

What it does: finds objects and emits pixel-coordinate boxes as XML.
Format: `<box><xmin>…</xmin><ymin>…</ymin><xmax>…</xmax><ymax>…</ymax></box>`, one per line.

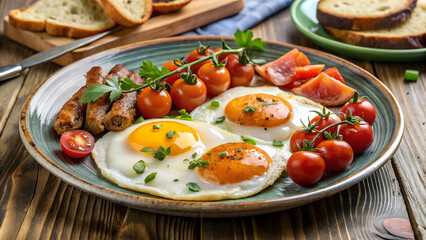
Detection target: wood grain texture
<box><xmin>0</xmin><ymin>1</ymin><xmax>421</xmax><ymax>240</ymax></box>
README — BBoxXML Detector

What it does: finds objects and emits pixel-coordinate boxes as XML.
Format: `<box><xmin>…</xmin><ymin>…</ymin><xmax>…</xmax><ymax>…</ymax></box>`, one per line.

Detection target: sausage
<box><xmin>84</xmin><ymin>65</ymin><xmax>129</xmax><ymax>135</ymax></box>
<box><xmin>53</xmin><ymin>86</ymin><xmax>87</xmax><ymax>135</ymax></box>
<box><xmin>104</xmin><ymin>70</ymin><xmax>144</xmax><ymax>131</ymax></box>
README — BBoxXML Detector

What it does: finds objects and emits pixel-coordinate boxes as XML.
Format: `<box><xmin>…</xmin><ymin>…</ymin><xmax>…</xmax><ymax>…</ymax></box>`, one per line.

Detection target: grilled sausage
<box><xmin>104</xmin><ymin>70</ymin><xmax>144</xmax><ymax>131</ymax></box>
<box><xmin>53</xmin><ymin>86</ymin><xmax>87</xmax><ymax>135</ymax></box>
<box><xmin>85</xmin><ymin>65</ymin><xmax>129</xmax><ymax>135</ymax></box>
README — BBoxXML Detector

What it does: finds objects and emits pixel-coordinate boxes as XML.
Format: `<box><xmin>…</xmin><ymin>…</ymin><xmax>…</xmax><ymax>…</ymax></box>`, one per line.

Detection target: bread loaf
<box><xmin>99</xmin><ymin>0</ymin><xmax>152</xmax><ymax>27</ymax></box>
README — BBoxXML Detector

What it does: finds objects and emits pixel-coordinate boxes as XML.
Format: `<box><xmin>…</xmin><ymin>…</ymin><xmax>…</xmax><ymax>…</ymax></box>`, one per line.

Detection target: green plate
<box><xmin>290</xmin><ymin>0</ymin><xmax>426</xmax><ymax>62</ymax></box>
<box><xmin>20</xmin><ymin>37</ymin><xmax>404</xmax><ymax>217</ymax></box>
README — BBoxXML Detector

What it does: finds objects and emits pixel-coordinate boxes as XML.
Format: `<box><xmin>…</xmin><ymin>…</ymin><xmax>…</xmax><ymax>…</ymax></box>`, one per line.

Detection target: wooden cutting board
<box><xmin>4</xmin><ymin>0</ymin><xmax>244</xmax><ymax>66</ymax></box>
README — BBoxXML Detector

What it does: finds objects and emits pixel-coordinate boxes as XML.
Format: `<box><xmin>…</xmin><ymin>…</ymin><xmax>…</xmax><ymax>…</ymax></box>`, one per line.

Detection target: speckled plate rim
<box><xmin>290</xmin><ymin>0</ymin><xmax>426</xmax><ymax>62</ymax></box>
<box><xmin>19</xmin><ymin>36</ymin><xmax>404</xmax><ymax>217</ymax></box>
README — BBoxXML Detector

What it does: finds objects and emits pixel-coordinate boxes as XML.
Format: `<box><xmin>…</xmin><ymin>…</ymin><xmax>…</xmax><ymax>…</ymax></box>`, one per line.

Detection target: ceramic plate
<box><xmin>290</xmin><ymin>0</ymin><xmax>426</xmax><ymax>62</ymax></box>
<box><xmin>20</xmin><ymin>37</ymin><xmax>403</xmax><ymax>217</ymax></box>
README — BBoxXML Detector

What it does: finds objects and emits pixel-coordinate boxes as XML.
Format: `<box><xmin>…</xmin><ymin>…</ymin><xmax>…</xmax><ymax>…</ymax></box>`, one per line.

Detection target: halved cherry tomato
<box><xmin>286</xmin><ymin>151</ymin><xmax>326</xmax><ymax>186</ymax></box>
<box><xmin>290</xmin><ymin>130</ymin><xmax>323</xmax><ymax>153</ymax></box>
<box><xmin>60</xmin><ymin>130</ymin><xmax>95</xmax><ymax>158</ymax></box>
<box><xmin>317</xmin><ymin>140</ymin><xmax>354</xmax><ymax>171</ymax></box>
<box><xmin>338</xmin><ymin>122</ymin><xmax>373</xmax><ymax>154</ymax></box>
<box><xmin>162</xmin><ymin>60</ymin><xmax>186</xmax><ymax>86</ymax></box>
<box><xmin>137</xmin><ymin>87</ymin><xmax>172</xmax><ymax>118</ymax></box>
<box><xmin>170</xmin><ymin>78</ymin><xmax>207</xmax><ymax>112</ymax></box>
<box><xmin>225</xmin><ymin>55</ymin><xmax>254</xmax><ymax>87</ymax></box>
<box><xmin>323</xmin><ymin>67</ymin><xmax>345</xmax><ymax>84</ymax></box>
<box><xmin>310</xmin><ymin>113</ymin><xmax>341</xmax><ymax>134</ymax></box>
<box><xmin>197</xmin><ymin>62</ymin><xmax>231</xmax><ymax>96</ymax></box>
<box><xmin>186</xmin><ymin>48</ymin><xmax>213</xmax><ymax>73</ymax></box>
<box><xmin>341</xmin><ymin>96</ymin><xmax>376</xmax><ymax>125</ymax></box>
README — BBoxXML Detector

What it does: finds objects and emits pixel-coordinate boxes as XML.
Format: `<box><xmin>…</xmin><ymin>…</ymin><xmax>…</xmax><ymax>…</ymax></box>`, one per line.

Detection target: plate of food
<box><xmin>19</xmin><ymin>31</ymin><xmax>403</xmax><ymax>217</ymax></box>
<box><xmin>290</xmin><ymin>0</ymin><xmax>426</xmax><ymax>62</ymax></box>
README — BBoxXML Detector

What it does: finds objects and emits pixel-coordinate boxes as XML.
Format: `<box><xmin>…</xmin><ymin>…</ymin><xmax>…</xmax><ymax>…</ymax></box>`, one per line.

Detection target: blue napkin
<box><xmin>182</xmin><ymin>0</ymin><xmax>294</xmax><ymax>36</ymax></box>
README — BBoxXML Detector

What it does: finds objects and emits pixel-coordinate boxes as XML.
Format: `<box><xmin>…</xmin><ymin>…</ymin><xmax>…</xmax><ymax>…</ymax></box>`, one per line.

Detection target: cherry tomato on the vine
<box><xmin>197</xmin><ymin>62</ymin><xmax>231</xmax><ymax>96</ymax></box>
<box><xmin>137</xmin><ymin>87</ymin><xmax>172</xmax><ymax>119</ymax></box>
<box><xmin>186</xmin><ymin>48</ymin><xmax>213</xmax><ymax>73</ymax></box>
<box><xmin>286</xmin><ymin>151</ymin><xmax>326</xmax><ymax>186</ymax></box>
<box><xmin>338</xmin><ymin>122</ymin><xmax>373</xmax><ymax>154</ymax></box>
<box><xmin>290</xmin><ymin>130</ymin><xmax>323</xmax><ymax>153</ymax></box>
<box><xmin>316</xmin><ymin>140</ymin><xmax>354</xmax><ymax>171</ymax></box>
<box><xmin>162</xmin><ymin>60</ymin><xmax>186</xmax><ymax>86</ymax></box>
<box><xmin>170</xmin><ymin>78</ymin><xmax>207</xmax><ymax>112</ymax></box>
<box><xmin>311</xmin><ymin>113</ymin><xmax>341</xmax><ymax>134</ymax></box>
<box><xmin>225</xmin><ymin>55</ymin><xmax>254</xmax><ymax>87</ymax></box>
<box><xmin>60</xmin><ymin>130</ymin><xmax>95</xmax><ymax>158</ymax></box>
<box><xmin>341</xmin><ymin>98</ymin><xmax>376</xmax><ymax>125</ymax></box>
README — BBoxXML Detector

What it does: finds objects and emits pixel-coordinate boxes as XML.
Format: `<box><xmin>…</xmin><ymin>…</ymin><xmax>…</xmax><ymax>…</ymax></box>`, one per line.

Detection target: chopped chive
<box><xmin>140</xmin><ymin>147</ymin><xmax>154</xmax><ymax>152</ymax></box>
<box><xmin>210</xmin><ymin>101</ymin><xmax>220</xmax><ymax>108</ymax></box>
<box><xmin>173</xmin><ymin>179</ymin><xmax>179</xmax><ymax>182</ymax></box>
<box><xmin>134</xmin><ymin>116</ymin><xmax>144</xmax><ymax>124</ymax></box>
<box><xmin>144</xmin><ymin>172</ymin><xmax>157</xmax><ymax>183</ymax></box>
<box><xmin>256</xmin><ymin>97</ymin><xmax>265</xmax><ymax>102</ymax></box>
<box><xmin>215</xmin><ymin>116</ymin><xmax>226</xmax><ymax>123</ymax></box>
<box><xmin>261</xmin><ymin>102</ymin><xmax>277</xmax><ymax>106</ymax></box>
<box><xmin>166</xmin><ymin>131</ymin><xmax>176</xmax><ymax>139</ymax></box>
<box><xmin>153</xmin><ymin>124</ymin><xmax>162</xmax><ymax>130</ymax></box>
<box><xmin>186</xmin><ymin>182</ymin><xmax>201</xmax><ymax>192</ymax></box>
<box><xmin>404</xmin><ymin>70</ymin><xmax>419</xmax><ymax>82</ymax></box>
<box><xmin>219</xmin><ymin>151</ymin><xmax>227</xmax><ymax>158</ymax></box>
<box><xmin>243</xmin><ymin>107</ymin><xmax>256</xmax><ymax>114</ymax></box>
<box><xmin>273</xmin><ymin>139</ymin><xmax>283</xmax><ymax>147</ymax></box>
<box><xmin>241</xmin><ymin>136</ymin><xmax>256</xmax><ymax>145</ymax></box>
<box><xmin>133</xmin><ymin>160</ymin><xmax>146</xmax><ymax>174</ymax></box>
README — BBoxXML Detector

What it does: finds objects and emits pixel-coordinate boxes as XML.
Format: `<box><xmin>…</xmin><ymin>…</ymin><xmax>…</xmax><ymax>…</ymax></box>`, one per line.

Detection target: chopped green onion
<box><xmin>256</xmin><ymin>97</ymin><xmax>264</xmax><ymax>102</ymax></box>
<box><xmin>173</xmin><ymin>179</ymin><xmax>179</xmax><ymax>182</ymax></box>
<box><xmin>144</xmin><ymin>172</ymin><xmax>157</xmax><ymax>183</ymax></box>
<box><xmin>272</xmin><ymin>139</ymin><xmax>283</xmax><ymax>147</ymax></box>
<box><xmin>210</xmin><ymin>101</ymin><xmax>220</xmax><ymax>108</ymax></box>
<box><xmin>134</xmin><ymin>116</ymin><xmax>144</xmax><ymax>124</ymax></box>
<box><xmin>140</xmin><ymin>147</ymin><xmax>154</xmax><ymax>152</ymax></box>
<box><xmin>219</xmin><ymin>151</ymin><xmax>227</xmax><ymax>158</ymax></box>
<box><xmin>215</xmin><ymin>116</ymin><xmax>226</xmax><ymax>123</ymax></box>
<box><xmin>241</xmin><ymin>136</ymin><xmax>256</xmax><ymax>145</ymax></box>
<box><xmin>153</xmin><ymin>124</ymin><xmax>162</xmax><ymax>130</ymax></box>
<box><xmin>261</xmin><ymin>102</ymin><xmax>277</xmax><ymax>106</ymax></box>
<box><xmin>133</xmin><ymin>160</ymin><xmax>146</xmax><ymax>174</ymax></box>
<box><xmin>243</xmin><ymin>107</ymin><xmax>256</xmax><ymax>114</ymax></box>
<box><xmin>166</xmin><ymin>131</ymin><xmax>176</xmax><ymax>139</ymax></box>
<box><xmin>404</xmin><ymin>70</ymin><xmax>419</xmax><ymax>82</ymax></box>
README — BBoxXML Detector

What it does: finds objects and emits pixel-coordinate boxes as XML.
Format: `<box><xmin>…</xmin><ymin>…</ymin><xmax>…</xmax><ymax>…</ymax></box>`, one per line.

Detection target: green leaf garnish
<box><xmin>210</xmin><ymin>101</ymin><xmax>220</xmax><ymax>108</ymax></box>
<box><xmin>186</xmin><ymin>182</ymin><xmax>201</xmax><ymax>192</ymax></box>
<box><xmin>241</xmin><ymin>136</ymin><xmax>256</xmax><ymax>145</ymax></box>
<box><xmin>120</xmin><ymin>77</ymin><xmax>143</xmax><ymax>91</ymax></box>
<box><xmin>243</xmin><ymin>107</ymin><xmax>256</xmax><ymax>114</ymax></box>
<box><xmin>174</xmin><ymin>109</ymin><xmax>193</xmax><ymax>121</ymax></box>
<box><xmin>139</xmin><ymin>60</ymin><xmax>170</xmax><ymax>80</ymax></box>
<box><xmin>153</xmin><ymin>145</ymin><xmax>171</xmax><ymax>160</ymax></box>
<box><xmin>219</xmin><ymin>151</ymin><xmax>227</xmax><ymax>158</ymax></box>
<box><xmin>188</xmin><ymin>158</ymin><xmax>209</xmax><ymax>169</ymax></box>
<box><xmin>153</xmin><ymin>124</ymin><xmax>162</xmax><ymax>130</ymax></box>
<box><xmin>207</xmin><ymin>152</ymin><xmax>212</xmax><ymax>156</ymax></box>
<box><xmin>234</xmin><ymin>30</ymin><xmax>266</xmax><ymax>50</ymax></box>
<box><xmin>261</xmin><ymin>102</ymin><xmax>277</xmax><ymax>106</ymax></box>
<box><xmin>272</xmin><ymin>139</ymin><xmax>283</xmax><ymax>147</ymax></box>
<box><xmin>133</xmin><ymin>160</ymin><xmax>146</xmax><ymax>174</ymax></box>
<box><xmin>215</xmin><ymin>116</ymin><xmax>226</xmax><ymax>123</ymax></box>
<box><xmin>192</xmin><ymin>152</ymin><xmax>197</xmax><ymax>159</ymax></box>
<box><xmin>173</xmin><ymin>179</ymin><xmax>179</xmax><ymax>182</ymax></box>
<box><xmin>80</xmin><ymin>77</ymin><xmax>124</xmax><ymax>103</ymax></box>
<box><xmin>144</xmin><ymin>172</ymin><xmax>157</xmax><ymax>183</ymax></box>
<box><xmin>256</xmin><ymin>97</ymin><xmax>264</xmax><ymax>102</ymax></box>
<box><xmin>166</xmin><ymin>131</ymin><xmax>176</xmax><ymax>139</ymax></box>
<box><xmin>134</xmin><ymin>116</ymin><xmax>144</xmax><ymax>124</ymax></box>
<box><xmin>140</xmin><ymin>147</ymin><xmax>154</xmax><ymax>152</ymax></box>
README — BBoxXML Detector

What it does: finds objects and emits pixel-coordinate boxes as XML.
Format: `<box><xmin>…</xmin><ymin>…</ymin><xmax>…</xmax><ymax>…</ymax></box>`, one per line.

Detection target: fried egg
<box><xmin>92</xmin><ymin>119</ymin><xmax>290</xmax><ymax>201</ymax></box>
<box><xmin>190</xmin><ymin>86</ymin><xmax>324</xmax><ymax>143</ymax></box>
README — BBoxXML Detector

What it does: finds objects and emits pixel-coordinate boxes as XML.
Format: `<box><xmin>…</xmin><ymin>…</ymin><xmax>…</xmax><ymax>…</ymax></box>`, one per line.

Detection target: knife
<box><xmin>0</xmin><ymin>27</ymin><xmax>122</xmax><ymax>82</ymax></box>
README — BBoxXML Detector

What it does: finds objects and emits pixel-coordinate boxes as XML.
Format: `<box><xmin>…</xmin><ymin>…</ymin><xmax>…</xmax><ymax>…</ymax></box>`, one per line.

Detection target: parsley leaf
<box><xmin>243</xmin><ymin>107</ymin><xmax>256</xmax><ymax>114</ymax></box>
<box><xmin>192</xmin><ymin>152</ymin><xmax>197</xmax><ymax>159</ymax></box>
<box><xmin>215</xmin><ymin>116</ymin><xmax>225</xmax><ymax>123</ymax></box>
<box><xmin>153</xmin><ymin>124</ymin><xmax>162</xmax><ymax>130</ymax></box>
<box><xmin>188</xmin><ymin>158</ymin><xmax>209</xmax><ymax>169</ymax></box>
<box><xmin>173</xmin><ymin>179</ymin><xmax>179</xmax><ymax>182</ymax></box>
<box><xmin>120</xmin><ymin>77</ymin><xmax>143</xmax><ymax>91</ymax></box>
<box><xmin>166</xmin><ymin>131</ymin><xmax>176</xmax><ymax>139</ymax></box>
<box><xmin>272</xmin><ymin>139</ymin><xmax>283</xmax><ymax>147</ymax></box>
<box><xmin>140</xmin><ymin>147</ymin><xmax>154</xmax><ymax>152</ymax></box>
<box><xmin>153</xmin><ymin>145</ymin><xmax>171</xmax><ymax>160</ymax></box>
<box><xmin>133</xmin><ymin>160</ymin><xmax>146</xmax><ymax>174</ymax></box>
<box><xmin>210</xmin><ymin>101</ymin><xmax>220</xmax><ymax>108</ymax></box>
<box><xmin>174</xmin><ymin>109</ymin><xmax>193</xmax><ymax>121</ymax></box>
<box><xmin>80</xmin><ymin>83</ymin><xmax>121</xmax><ymax>104</ymax></box>
<box><xmin>241</xmin><ymin>136</ymin><xmax>256</xmax><ymax>145</ymax></box>
<box><xmin>234</xmin><ymin>30</ymin><xmax>266</xmax><ymax>50</ymax></box>
<box><xmin>139</xmin><ymin>60</ymin><xmax>170</xmax><ymax>80</ymax></box>
<box><xmin>219</xmin><ymin>151</ymin><xmax>227</xmax><ymax>158</ymax></box>
<box><xmin>186</xmin><ymin>182</ymin><xmax>201</xmax><ymax>192</ymax></box>
<box><xmin>144</xmin><ymin>172</ymin><xmax>157</xmax><ymax>183</ymax></box>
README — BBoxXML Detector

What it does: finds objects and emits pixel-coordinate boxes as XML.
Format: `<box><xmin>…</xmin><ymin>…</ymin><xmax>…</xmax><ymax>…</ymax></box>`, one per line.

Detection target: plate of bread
<box><xmin>290</xmin><ymin>0</ymin><xmax>426</xmax><ymax>61</ymax></box>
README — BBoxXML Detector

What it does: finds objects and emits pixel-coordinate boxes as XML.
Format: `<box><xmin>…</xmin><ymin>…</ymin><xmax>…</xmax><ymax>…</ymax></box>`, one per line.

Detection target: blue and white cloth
<box><xmin>183</xmin><ymin>0</ymin><xmax>294</xmax><ymax>36</ymax></box>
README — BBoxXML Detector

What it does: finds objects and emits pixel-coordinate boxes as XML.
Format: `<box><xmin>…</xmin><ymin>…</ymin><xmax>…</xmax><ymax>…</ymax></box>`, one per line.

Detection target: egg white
<box><xmin>190</xmin><ymin>86</ymin><xmax>324</xmax><ymax>143</ymax></box>
<box><xmin>92</xmin><ymin>119</ymin><xmax>290</xmax><ymax>201</ymax></box>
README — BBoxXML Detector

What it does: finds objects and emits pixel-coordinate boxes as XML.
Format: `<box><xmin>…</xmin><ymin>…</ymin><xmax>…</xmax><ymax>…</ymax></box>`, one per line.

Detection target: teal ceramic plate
<box><xmin>290</xmin><ymin>0</ymin><xmax>426</xmax><ymax>62</ymax></box>
<box><xmin>20</xmin><ymin>37</ymin><xmax>403</xmax><ymax>217</ymax></box>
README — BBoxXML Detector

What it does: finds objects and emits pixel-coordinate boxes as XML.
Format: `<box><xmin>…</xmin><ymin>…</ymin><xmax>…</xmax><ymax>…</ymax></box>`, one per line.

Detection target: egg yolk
<box><xmin>128</xmin><ymin>121</ymin><xmax>199</xmax><ymax>155</ymax></box>
<box><xmin>224</xmin><ymin>94</ymin><xmax>293</xmax><ymax>128</ymax></box>
<box><xmin>198</xmin><ymin>142</ymin><xmax>271</xmax><ymax>184</ymax></box>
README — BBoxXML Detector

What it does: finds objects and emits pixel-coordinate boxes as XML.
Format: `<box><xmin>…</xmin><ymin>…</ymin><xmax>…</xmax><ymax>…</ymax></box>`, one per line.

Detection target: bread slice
<box><xmin>324</xmin><ymin>0</ymin><xmax>426</xmax><ymax>49</ymax></box>
<box><xmin>153</xmin><ymin>0</ymin><xmax>192</xmax><ymax>14</ymax></box>
<box><xmin>99</xmin><ymin>0</ymin><xmax>152</xmax><ymax>27</ymax></box>
<box><xmin>9</xmin><ymin>0</ymin><xmax>115</xmax><ymax>38</ymax></box>
<box><xmin>317</xmin><ymin>0</ymin><xmax>417</xmax><ymax>30</ymax></box>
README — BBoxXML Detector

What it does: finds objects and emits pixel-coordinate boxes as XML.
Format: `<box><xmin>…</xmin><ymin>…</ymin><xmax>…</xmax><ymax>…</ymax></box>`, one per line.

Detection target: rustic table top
<box><xmin>0</xmin><ymin>1</ymin><xmax>424</xmax><ymax>239</ymax></box>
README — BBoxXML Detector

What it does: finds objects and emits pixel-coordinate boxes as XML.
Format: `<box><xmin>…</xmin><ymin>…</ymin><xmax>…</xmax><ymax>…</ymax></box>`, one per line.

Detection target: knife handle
<box><xmin>0</xmin><ymin>64</ymin><xmax>23</xmax><ymax>82</ymax></box>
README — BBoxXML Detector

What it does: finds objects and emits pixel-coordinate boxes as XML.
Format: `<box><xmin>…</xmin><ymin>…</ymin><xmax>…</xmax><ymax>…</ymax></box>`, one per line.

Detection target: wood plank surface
<box><xmin>0</xmin><ymin>1</ymin><xmax>424</xmax><ymax>239</ymax></box>
<box><xmin>3</xmin><ymin>0</ymin><xmax>244</xmax><ymax>66</ymax></box>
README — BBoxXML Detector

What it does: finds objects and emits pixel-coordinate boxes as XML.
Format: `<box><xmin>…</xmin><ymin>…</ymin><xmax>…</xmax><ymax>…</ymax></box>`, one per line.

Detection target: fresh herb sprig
<box><xmin>80</xmin><ymin>30</ymin><xmax>265</xmax><ymax>104</ymax></box>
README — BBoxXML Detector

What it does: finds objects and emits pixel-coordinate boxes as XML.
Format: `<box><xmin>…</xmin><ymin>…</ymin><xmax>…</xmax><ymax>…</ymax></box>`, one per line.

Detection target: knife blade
<box><xmin>0</xmin><ymin>26</ymin><xmax>122</xmax><ymax>82</ymax></box>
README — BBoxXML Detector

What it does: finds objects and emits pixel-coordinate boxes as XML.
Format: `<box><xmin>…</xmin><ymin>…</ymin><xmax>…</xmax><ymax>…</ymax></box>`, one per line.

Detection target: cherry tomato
<box><xmin>197</xmin><ymin>62</ymin><xmax>231</xmax><ymax>96</ymax></box>
<box><xmin>310</xmin><ymin>113</ymin><xmax>341</xmax><ymax>134</ymax></box>
<box><xmin>225</xmin><ymin>55</ymin><xmax>254</xmax><ymax>87</ymax></box>
<box><xmin>341</xmin><ymin>99</ymin><xmax>376</xmax><ymax>125</ymax></box>
<box><xmin>316</xmin><ymin>140</ymin><xmax>354</xmax><ymax>171</ymax></box>
<box><xmin>170</xmin><ymin>78</ymin><xmax>207</xmax><ymax>112</ymax></box>
<box><xmin>60</xmin><ymin>130</ymin><xmax>95</xmax><ymax>158</ymax></box>
<box><xmin>286</xmin><ymin>151</ymin><xmax>326</xmax><ymax>186</ymax></box>
<box><xmin>137</xmin><ymin>87</ymin><xmax>172</xmax><ymax>119</ymax></box>
<box><xmin>162</xmin><ymin>60</ymin><xmax>186</xmax><ymax>86</ymax></box>
<box><xmin>338</xmin><ymin>123</ymin><xmax>374</xmax><ymax>154</ymax></box>
<box><xmin>290</xmin><ymin>130</ymin><xmax>323</xmax><ymax>153</ymax></box>
<box><xmin>186</xmin><ymin>48</ymin><xmax>213</xmax><ymax>73</ymax></box>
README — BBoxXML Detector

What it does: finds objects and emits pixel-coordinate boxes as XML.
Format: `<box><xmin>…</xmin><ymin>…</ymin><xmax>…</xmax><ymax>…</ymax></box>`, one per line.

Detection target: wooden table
<box><xmin>0</xmin><ymin>1</ymin><xmax>424</xmax><ymax>239</ymax></box>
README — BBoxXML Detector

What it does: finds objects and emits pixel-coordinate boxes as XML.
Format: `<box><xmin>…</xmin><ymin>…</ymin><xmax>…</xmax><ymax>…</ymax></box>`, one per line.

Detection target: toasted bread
<box><xmin>324</xmin><ymin>0</ymin><xmax>426</xmax><ymax>49</ymax></box>
<box><xmin>317</xmin><ymin>0</ymin><xmax>417</xmax><ymax>30</ymax></box>
<box><xmin>9</xmin><ymin>0</ymin><xmax>115</xmax><ymax>38</ymax></box>
<box><xmin>99</xmin><ymin>0</ymin><xmax>152</xmax><ymax>27</ymax></box>
<box><xmin>153</xmin><ymin>0</ymin><xmax>192</xmax><ymax>14</ymax></box>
